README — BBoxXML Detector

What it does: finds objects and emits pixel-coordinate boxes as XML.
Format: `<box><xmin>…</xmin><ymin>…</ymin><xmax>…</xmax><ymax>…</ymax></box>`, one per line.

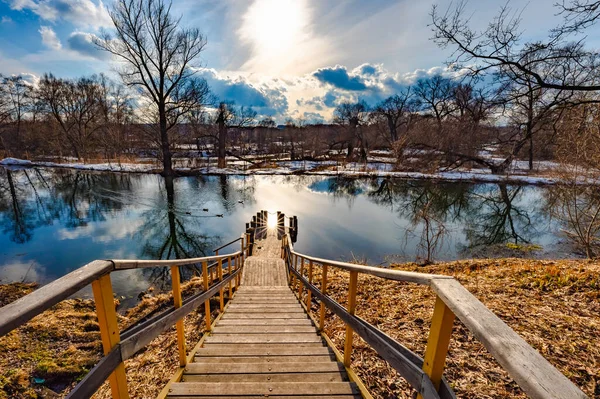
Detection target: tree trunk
<box><xmin>160</xmin><ymin>103</ymin><xmax>173</xmax><ymax>176</ymax></box>
<box><xmin>387</xmin><ymin>116</ymin><xmax>398</xmax><ymax>142</ymax></box>
<box><xmin>528</xmin><ymin>133</ymin><xmax>534</xmax><ymax>170</ymax></box>
<box><xmin>218</xmin><ymin>117</ymin><xmax>226</xmax><ymax>168</ymax></box>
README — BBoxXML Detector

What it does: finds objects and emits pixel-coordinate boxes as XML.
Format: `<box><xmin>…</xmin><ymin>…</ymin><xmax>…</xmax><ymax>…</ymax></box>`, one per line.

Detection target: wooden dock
<box><xmin>166</xmin><ymin>228</ymin><xmax>361</xmax><ymax>398</ymax></box>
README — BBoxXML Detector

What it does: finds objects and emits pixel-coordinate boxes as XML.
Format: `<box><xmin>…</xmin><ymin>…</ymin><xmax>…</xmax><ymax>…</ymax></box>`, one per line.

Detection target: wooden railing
<box><xmin>0</xmin><ymin>233</ymin><xmax>251</xmax><ymax>399</ymax></box>
<box><xmin>281</xmin><ymin>233</ymin><xmax>588</xmax><ymax>399</ymax></box>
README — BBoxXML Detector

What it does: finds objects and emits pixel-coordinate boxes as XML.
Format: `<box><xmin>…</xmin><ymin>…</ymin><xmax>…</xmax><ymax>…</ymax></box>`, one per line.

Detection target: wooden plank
<box><xmin>200</xmin><ymin>343</ymin><xmax>327</xmax><ymax>350</ymax></box>
<box><xmin>0</xmin><ymin>260</ymin><xmax>113</xmax><ymax>337</ymax></box>
<box><xmin>184</xmin><ymin>362</ymin><xmax>344</xmax><ymax>374</ymax></box>
<box><xmin>112</xmin><ymin>251</ymin><xmax>241</xmax><ymax>270</ymax></box>
<box><xmin>182</xmin><ymin>373</ymin><xmax>346</xmax><ymax>383</ymax></box>
<box><xmin>227</xmin><ymin>304</ymin><xmax>301</xmax><ymax>309</ymax></box>
<box><xmin>171</xmin><ymin>265</ymin><xmax>187</xmax><ymax>367</ymax></box>
<box><xmin>432</xmin><ymin>278</ymin><xmax>588</xmax><ymax>399</ymax></box>
<box><xmin>192</xmin><ymin>356</ymin><xmax>335</xmax><ymax>364</ymax></box>
<box><xmin>92</xmin><ymin>274</ymin><xmax>129</xmax><ymax>399</ymax></box>
<box><xmin>212</xmin><ymin>326</ymin><xmax>317</xmax><ymax>334</ymax></box>
<box><xmin>167</xmin><ymin>396</ymin><xmax>360</xmax><ymax>399</ymax></box>
<box><xmin>204</xmin><ymin>334</ymin><xmax>322</xmax><ymax>344</ymax></box>
<box><xmin>290</xmin><ymin>251</ymin><xmax>451</xmax><ymax>286</ymax></box>
<box><xmin>215</xmin><ymin>319</ymin><xmax>313</xmax><ymax>326</ymax></box>
<box><xmin>220</xmin><ymin>313</ymin><xmax>308</xmax><ymax>319</ymax></box>
<box><xmin>195</xmin><ymin>347</ymin><xmax>332</xmax><ymax>357</ymax></box>
<box><xmin>167</xmin><ymin>382</ymin><xmax>359</xmax><ymax>396</ymax></box>
<box><xmin>224</xmin><ymin>308</ymin><xmax>306</xmax><ymax>314</ymax></box>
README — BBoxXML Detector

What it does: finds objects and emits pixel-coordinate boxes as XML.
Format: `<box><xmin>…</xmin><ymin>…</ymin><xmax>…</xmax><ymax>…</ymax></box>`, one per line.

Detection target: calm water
<box><xmin>0</xmin><ymin>167</ymin><xmax>577</xmax><ymax>303</ymax></box>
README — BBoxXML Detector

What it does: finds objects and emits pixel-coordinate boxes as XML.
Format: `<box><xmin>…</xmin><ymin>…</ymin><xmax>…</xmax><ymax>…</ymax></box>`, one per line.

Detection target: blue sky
<box><xmin>0</xmin><ymin>0</ymin><xmax>596</xmax><ymax>122</ymax></box>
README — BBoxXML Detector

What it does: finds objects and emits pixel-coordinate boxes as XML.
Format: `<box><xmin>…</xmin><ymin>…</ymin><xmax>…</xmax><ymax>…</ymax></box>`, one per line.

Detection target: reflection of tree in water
<box><xmin>368</xmin><ymin>178</ymin><xmax>471</xmax><ymax>263</ymax></box>
<box><xmin>0</xmin><ymin>169</ymin><xmax>35</xmax><ymax>243</ymax></box>
<box><xmin>138</xmin><ymin>175</ymin><xmax>257</xmax><ymax>290</ymax></box>
<box><xmin>0</xmin><ymin>168</ymin><xmax>133</xmax><ymax>243</ymax></box>
<box><xmin>544</xmin><ymin>184</ymin><xmax>600</xmax><ymax>258</ymax></box>
<box><xmin>307</xmin><ymin>176</ymin><xmax>364</xmax><ymax>207</ymax></box>
<box><xmin>463</xmin><ymin>183</ymin><xmax>537</xmax><ymax>249</ymax></box>
<box><xmin>367</xmin><ymin>179</ymin><xmax>542</xmax><ymax>260</ymax></box>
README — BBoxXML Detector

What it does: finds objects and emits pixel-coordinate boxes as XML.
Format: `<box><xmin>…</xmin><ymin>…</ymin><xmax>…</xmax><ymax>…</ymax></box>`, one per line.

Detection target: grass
<box><xmin>304</xmin><ymin>258</ymin><xmax>599</xmax><ymax>398</ymax></box>
<box><xmin>0</xmin><ymin>276</ymin><xmax>224</xmax><ymax>399</ymax></box>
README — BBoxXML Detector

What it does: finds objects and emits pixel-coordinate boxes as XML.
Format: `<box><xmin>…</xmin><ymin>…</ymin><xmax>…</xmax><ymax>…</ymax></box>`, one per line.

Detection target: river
<box><xmin>0</xmin><ymin>167</ymin><xmax>581</xmax><ymax>304</ymax></box>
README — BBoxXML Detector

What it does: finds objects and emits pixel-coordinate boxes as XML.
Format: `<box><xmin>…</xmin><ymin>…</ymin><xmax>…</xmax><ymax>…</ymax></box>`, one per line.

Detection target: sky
<box><xmin>0</xmin><ymin>0</ymin><xmax>594</xmax><ymax>123</ymax></box>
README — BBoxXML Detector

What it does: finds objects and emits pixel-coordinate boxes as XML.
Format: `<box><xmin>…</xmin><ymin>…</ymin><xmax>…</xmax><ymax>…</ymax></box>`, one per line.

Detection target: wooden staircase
<box><xmin>166</xmin><ymin>238</ymin><xmax>362</xmax><ymax>398</ymax></box>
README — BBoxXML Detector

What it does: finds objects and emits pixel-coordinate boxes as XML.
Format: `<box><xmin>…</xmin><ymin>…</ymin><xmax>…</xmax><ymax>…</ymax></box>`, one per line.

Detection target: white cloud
<box><xmin>39</xmin><ymin>26</ymin><xmax>62</xmax><ymax>50</ymax></box>
<box><xmin>1</xmin><ymin>16</ymin><xmax>14</xmax><ymax>24</ymax></box>
<box><xmin>9</xmin><ymin>0</ymin><xmax>112</xmax><ymax>29</ymax></box>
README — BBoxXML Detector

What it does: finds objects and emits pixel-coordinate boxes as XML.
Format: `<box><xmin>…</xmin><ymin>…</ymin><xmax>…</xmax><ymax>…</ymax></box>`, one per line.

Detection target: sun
<box><xmin>241</xmin><ymin>0</ymin><xmax>309</xmax><ymax>56</ymax></box>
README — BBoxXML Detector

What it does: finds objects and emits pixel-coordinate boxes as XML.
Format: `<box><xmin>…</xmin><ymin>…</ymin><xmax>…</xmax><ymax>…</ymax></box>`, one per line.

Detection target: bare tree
<box><xmin>333</xmin><ymin>100</ymin><xmax>370</xmax><ymax>162</ymax></box>
<box><xmin>96</xmin><ymin>0</ymin><xmax>209</xmax><ymax>176</ymax></box>
<box><xmin>214</xmin><ymin>101</ymin><xmax>256</xmax><ymax>168</ymax></box>
<box><xmin>430</xmin><ymin>0</ymin><xmax>600</xmax><ymax>92</ymax></box>
<box><xmin>371</xmin><ymin>88</ymin><xmax>415</xmax><ymax>144</ymax></box>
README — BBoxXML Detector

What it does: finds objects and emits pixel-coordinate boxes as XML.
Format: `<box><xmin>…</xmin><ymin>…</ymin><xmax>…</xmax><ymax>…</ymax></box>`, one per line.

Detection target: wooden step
<box><xmin>200</xmin><ymin>343</ymin><xmax>327</xmax><ymax>350</ymax></box>
<box><xmin>211</xmin><ymin>326</ymin><xmax>317</xmax><ymax>334</ymax></box>
<box><xmin>227</xmin><ymin>304</ymin><xmax>302</xmax><ymax>309</ymax></box>
<box><xmin>184</xmin><ymin>362</ymin><xmax>344</xmax><ymax>374</ymax></box>
<box><xmin>167</xmin><ymin>382</ymin><xmax>360</xmax><ymax>397</ymax></box>
<box><xmin>220</xmin><ymin>313</ymin><xmax>309</xmax><ymax>319</ymax></box>
<box><xmin>204</xmin><ymin>333</ymin><xmax>322</xmax><ymax>344</ymax></box>
<box><xmin>215</xmin><ymin>319</ymin><xmax>313</xmax><ymax>326</ymax></box>
<box><xmin>225</xmin><ymin>308</ymin><xmax>305</xmax><ymax>313</ymax></box>
<box><xmin>182</xmin><ymin>372</ymin><xmax>346</xmax><ymax>383</ymax></box>
<box><xmin>193</xmin><ymin>355</ymin><xmax>336</xmax><ymax>364</ymax></box>
<box><xmin>195</xmin><ymin>346</ymin><xmax>332</xmax><ymax>357</ymax></box>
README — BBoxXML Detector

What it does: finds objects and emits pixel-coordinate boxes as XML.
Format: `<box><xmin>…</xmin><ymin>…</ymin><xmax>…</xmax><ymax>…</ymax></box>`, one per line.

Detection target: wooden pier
<box><xmin>0</xmin><ymin>210</ymin><xmax>589</xmax><ymax>399</ymax></box>
<box><xmin>167</xmin><ymin>227</ymin><xmax>360</xmax><ymax>397</ymax></box>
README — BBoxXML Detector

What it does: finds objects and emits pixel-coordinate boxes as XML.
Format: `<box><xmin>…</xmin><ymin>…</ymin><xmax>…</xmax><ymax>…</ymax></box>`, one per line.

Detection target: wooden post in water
<box><xmin>170</xmin><ymin>265</ymin><xmax>186</xmax><ymax>367</ymax></box>
<box><xmin>344</xmin><ymin>271</ymin><xmax>358</xmax><ymax>367</ymax></box>
<box><xmin>202</xmin><ymin>261</ymin><xmax>211</xmax><ymax>331</ymax></box>
<box><xmin>319</xmin><ymin>264</ymin><xmax>328</xmax><ymax>331</ymax></box>
<box><xmin>91</xmin><ymin>274</ymin><xmax>130</xmax><ymax>399</ymax></box>
<box><xmin>417</xmin><ymin>296</ymin><xmax>455</xmax><ymax>399</ymax></box>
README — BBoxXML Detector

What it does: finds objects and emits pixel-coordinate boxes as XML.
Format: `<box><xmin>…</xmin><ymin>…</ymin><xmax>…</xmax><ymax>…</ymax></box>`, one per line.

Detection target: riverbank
<box><xmin>1</xmin><ymin>259</ymin><xmax>598</xmax><ymax>398</ymax></box>
<box><xmin>318</xmin><ymin>258</ymin><xmax>600</xmax><ymax>398</ymax></box>
<box><xmin>2</xmin><ymin>157</ymin><xmax>596</xmax><ymax>186</ymax></box>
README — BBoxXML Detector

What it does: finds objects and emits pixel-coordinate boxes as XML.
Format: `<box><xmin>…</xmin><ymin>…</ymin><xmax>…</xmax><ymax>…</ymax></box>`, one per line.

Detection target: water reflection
<box><xmin>0</xmin><ymin>168</ymin><xmax>580</xmax><ymax>301</ymax></box>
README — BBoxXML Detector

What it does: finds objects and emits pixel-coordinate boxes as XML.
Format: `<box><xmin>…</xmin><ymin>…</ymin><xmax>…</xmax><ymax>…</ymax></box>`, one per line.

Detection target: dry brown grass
<box><xmin>0</xmin><ymin>277</ymin><xmax>226</xmax><ymax>399</ymax></box>
<box><xmin>304</xmin><ymin>259</ymin><xmax>599</xmax><ymax>398</ymax></box>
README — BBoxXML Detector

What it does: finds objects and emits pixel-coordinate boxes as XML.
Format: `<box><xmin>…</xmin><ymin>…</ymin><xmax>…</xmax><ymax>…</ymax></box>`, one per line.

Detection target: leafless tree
<box><xmin>96</xmin><ymin>0</ymin><xmax>209</xmax><ymax>176</ymax></box>
<box><xmin>430</xmin><ymin>0</ymin><xmax>600</xmax><ymax>92</ymax></box>
<box><xmin>214</xmin><ymin>101</ymin><xmax>256</xmax><ymax>168</ymax></box>
<box><xmin>333</xmin><ymin>100</ymin><xmax>370</xmax><ymax>162</ymax></box>
<box><xmin>370</xmin><ymin>88</ymin><xmax>415</xmax><ymax>144</ymax></box>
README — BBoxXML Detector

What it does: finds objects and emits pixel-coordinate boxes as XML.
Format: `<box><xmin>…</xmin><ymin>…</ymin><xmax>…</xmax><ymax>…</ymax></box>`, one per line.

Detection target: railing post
<box><xmin>218</xmin><ymin>258</ymin><xmax>224</xmax><ymax>312</ymax></box>
<box><xmin>306</xmin><ymin>260</ymin><xmax>313</xmax><ymax>313</ymax></box>
<box><xmin>202</xmin><ymin>261</ymin><xmax>211</xmax><ymax>331</ymax></box>
<box><xmin>319</xmin><ymin>264</ymin><xmax>328</xmax><ymax>331</ymax></box>
<box><xmin>298</xmin><ymin>257</ymin><xmax>304</xmax><ymax>298</ymax></box>
<box><xmin>228</xmin><ymin>257</ymin><xmax>233</xmax><ymax>298</ymax></box>
<box><xmin>228</xmin><ymin>256</ymin><xmax>234</xmax><ymax>291</ymax></box>
<box><xmin>236</xmin><ymin>254</ymin><xmax>242</xmax><ymax>287</ymax></box>
<box><xmin>344</xmin><ymin>270</ymin><xmax>358</xmax><ymax>367</ymax></box>
<box><xmin>170</xmin><ymin>265</ymin><xmax>186</xmax><ymax>367</ymax></box>
<box><xmin>418</xmin><ymin>295</ymin><xmax>455</xmax><ymax>398</ymax></box>
<box><xmin>91</xmin><ymin>274</ymin><xmax>129</xmax><ymax>399</ymax></box>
